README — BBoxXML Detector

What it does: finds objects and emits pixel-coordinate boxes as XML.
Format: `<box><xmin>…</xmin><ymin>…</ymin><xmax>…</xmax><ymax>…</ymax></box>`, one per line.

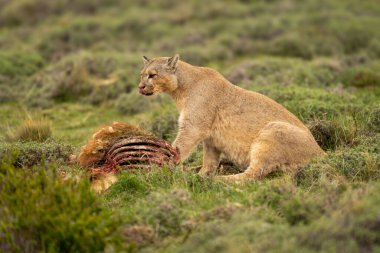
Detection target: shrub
<box><xmin>268</xmin><ymin>34</ymin><xmax>314</xmax><ymax>59</ymax></box>
<box><xmin>6</xmin><ymin>118</ymin><xmax>52</xmax><ymax>142</ymax></box>
<box><xmin>200</xmin><ymin>203</ymin><xmax>243</xmax><ymax>222</ymax></box>
<box><xmin>214</xmin><ymin>31</ymin><xmax>258</xmax><ymax>57</ymax></box>
<box><xmin>0</xmin><ymin>51</ymin><xmax>44</xmax><ymax>78</ymax></box>
<box><xmin>27</xmin><ymin>57</ymin><xmax>94</xmax><ymax>106</ymax></box>
<box><xmin>310</xmin><ymin>58</ymin><xmax>342</xmax><ymax>85</ymax></box>
<box><xmin>256</xmin><ymin>85</ymin><xmax>353</xmax><ymax>122</ymax></box>
<box><xmin>0</xmin><ymin>162</ymin><xmax>121</xmax><ymax>252</ymax></box>
<box><xmin>0</xmin><ymin>141</ymin><xmax>73</xmax><ymax>167</ymax></box>
<box><xmin>225</xmin><ymin>59</ymin><xmax>287</xmax><ymax>85</ymax></box>
<box><xmin>295</xmin><ymin>134</ymin><xmax>380</xmax><ymax>186</ymax></box>
<box><xmin>116</xmin><ymin>91</ymin><xmax>151</xmax><ymax>115</ymax></box>
<box><xmin>294</xmin><ymin>184</ymin><xmax>380</xmax><ymax>253</ymax></box>
<box><xmin>132</xmin><ymin>189</ymin><xmax>193</xmax><ymax>237</ymax></box>
<box><xmin>308</xmin><ymin>118</ymin><xmax>357</xmax><ymax>150</ymax></box>
<box><xmin>368</xmin><ymin>108</ymin><xmax>380</xmax><ymax>133</ymax></box>
<box><xmin>329</xmin><ymin>19</ymin><xmax>374</xmax><ymax>54</ymax></box>
<box><xmin>123</xmin><ymin>225</ymin><xmax>156</xmax><ymax>248</ymax></box>
<box><xmin>140</xmin><ymin>106</ymin><xmax>178</xmax><ymax>141</ymax></box>
<box><xmin>26</xmin><ymin>52</ymin><xmax>136</xmax><ymax>107</ymax></box>
<box><xmin>308</xmin><ymin>120</ymin><xmax>338</xmax><ymax>150</ymax></box>
<box><xmin>0</xmin><ymin>84</ymin><xmax>15</xmax><ymax>102</ymax></box>
<box><xmin>368</xmin><ymin>39</ymin><xmax>380</xmax><ymax>58</ymax></box>
<box><xmin>176</xmin><ymin>183</ymin><xmax>380</xmax><ymax>253</ymax></box>
<box><xmin>225</xmin><ymin>58</ymin><xmax>342</xmax><ymax>87</ymax></box>
<box><xmin>37</xmin><ymin>19</ymin><xmax>114</xmax><ymax>60</ymax></box>
<box><xmin>0</xmin><ymin>0</ymin><xmax>121</xmax><ymax>26</ymax></box>
<box><xmin>341</xmin><ymin>67</ymin><xmax>380</xmax><ymax>87</ymax></box>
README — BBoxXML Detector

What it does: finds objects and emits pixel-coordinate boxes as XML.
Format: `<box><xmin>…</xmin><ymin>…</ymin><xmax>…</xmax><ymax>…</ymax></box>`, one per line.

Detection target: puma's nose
<box><xmin>138</xmin><ymin>83</ymin><xmax>146</xmax><ymax>90</ymax></box>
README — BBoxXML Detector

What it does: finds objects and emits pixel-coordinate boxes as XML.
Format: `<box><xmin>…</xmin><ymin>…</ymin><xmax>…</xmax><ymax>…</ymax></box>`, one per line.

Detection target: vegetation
<box><xmin>0</xmin><ymin>0</ymin><xmax>379</xmax><ymax>252</ymax></box>
<box><xmin>5</xmin><ymin>118</ymin><xmax>52</xmax><ymax>142</ymax></box>
<box><xmin>0</xmin><ymin>141</ymin><xmax>73</xmax><ymax>167</ymax></box>
<box><xmin>0</xmin><ymin>163</ymin><xmax>121</xmax><ymax>252</ymax></box>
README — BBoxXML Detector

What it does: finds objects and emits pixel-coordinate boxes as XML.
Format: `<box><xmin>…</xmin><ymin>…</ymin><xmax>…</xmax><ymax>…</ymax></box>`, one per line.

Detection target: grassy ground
<box><xmin>0</xmin><ymin>0</ymin><xmax>380</xmax><ymax>252</ymax></box>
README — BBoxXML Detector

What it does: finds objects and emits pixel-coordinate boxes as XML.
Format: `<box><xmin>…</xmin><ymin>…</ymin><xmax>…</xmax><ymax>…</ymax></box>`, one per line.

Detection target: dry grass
<box><xmin>6</xmin><ymin>118</ymin><xmax>52</xmax><ymax>142</ymax></box>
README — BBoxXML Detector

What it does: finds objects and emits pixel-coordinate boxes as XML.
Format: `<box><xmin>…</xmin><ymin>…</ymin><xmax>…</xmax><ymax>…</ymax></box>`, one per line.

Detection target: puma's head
<box><xmin>138</xmin><ymin>54</ymin><xmax>180</xmax><ymax>96</ymax></box>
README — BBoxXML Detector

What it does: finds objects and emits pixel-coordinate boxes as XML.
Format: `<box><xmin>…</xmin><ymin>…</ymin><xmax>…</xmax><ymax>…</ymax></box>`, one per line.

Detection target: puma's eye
<box><xmin>148</xmin><ymin>74</ymin><xmax>157</xmax><ymax>79</ymax></box>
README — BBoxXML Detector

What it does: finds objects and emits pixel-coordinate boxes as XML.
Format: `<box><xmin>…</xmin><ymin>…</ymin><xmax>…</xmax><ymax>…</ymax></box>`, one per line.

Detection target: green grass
<box><xmin>0</xmin><ymin>0</ymin><xmax>380</xmax><ymax>252</ymax></box>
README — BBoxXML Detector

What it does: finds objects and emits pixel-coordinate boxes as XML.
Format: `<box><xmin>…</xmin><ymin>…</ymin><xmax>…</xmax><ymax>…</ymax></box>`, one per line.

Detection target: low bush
<box><xmin>0</xmin><ymin>51</ymin><xmax>44</xmax><ymax>78</ymax></box>
<box><xmin>309</xmin><ymin>120</ymin><xmax>339</xmax><ymax>150</ymax></box>
<box><xmin>257</xmin><ymin>85</ymin><xmax>353</xmax><ymax>122</ymax></box>
<box><xmin>293</xmin><ymin>184</ymin><xmax>380</xmax><ymax>253</ymax></box>
<box><xmin>175</xmin><ymin>183</ymin><xmax>380</xmax><ymax>253</ymax></box>
<box><xmin>341</xmin><ymin>67</ymin><xmax>380</xmax><ymax>87</ymax></box>
<box><xmin>0</xmin><ymin>84</ymin><xmax>15</xmax><ymax>102</ymax></box>
<box><xmin>123</xmin><ymin>225</ymin><xmax>156</xmax><ymax>248</ymax></box>
<box><xmin>368</xmin><ymin>108</ymin><xmax>380</xmax><ymax>133</ymax></box>
<box><xmin>0</xmin><ymin>162</ymin><xmax>122</xmax><ymax>253</ymax></box>
<box><xmin>180</xmin><ymin>45</ymin><xmax>229</xmax><ymax>66</ymax></box>
<box><xmin>368</xmin><ymin>39</ymin><xmax>380</xmax><ymax>58</ymax></box>
<box><xmin>295</xmin><ymin>134</ymin><xmax>380</xmax><ymax>186</ymax></box>
<box><xmin>116</xmin><ymin>91</ymin><xmax>152</xmax><ymax>115</ymax></box>
<box><xmin>225</xmin><ymin>58</ymin><xmax>341</xmax><ymax>87</ymax></box>
<box><xmin>329</xmin><ymin>18</ymin><xmax>375</xmax><ymax>54</ymax></box>
<box><xmin>140</xmin><ymin>106</ymin><xmax>178</xmax><ymax>141</ymax></box>
<box><xmin>37</xmin><ymin>19</ymin><xmax>116</xmax><ymax>60</ymax></box>
<box><xmin>0</xmin><ymin>0</ymin><xmax>122</xmax><ymax>26</ymax></box>
<box><xmin>130</xmin><ymin>189</ymin><xmax>193</xmax><ymax>237</ymax></box>
<box><xmin>0</xmin><ymin>141</ymin><xmax>73</xmax><ymax>167</ymax></box>
<box><xmin>268</xmin><ymin>34</ymin><xmax>314</xmax><ymax>59</ymax></box>
<box><xmin>308</xmin><ymin>118</ymin><xmax>357</xmax><ymax>150</ymax></box>
<box><xmin>26</xmin><ymin>52</ymin><xmax>137</xmax><ymax>107</ymax></box>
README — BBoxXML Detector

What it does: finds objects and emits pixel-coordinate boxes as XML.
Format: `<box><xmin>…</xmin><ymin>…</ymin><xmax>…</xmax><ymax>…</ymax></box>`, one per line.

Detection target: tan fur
<box><xmin>91</xmin><ymin>173</ymin><xmax>118</xmax><ymax>193</ymax></box>
<box><xmin>138</xmin><ymin>55</ymin><xmax>325</xmax><ymax>180</ymax></box>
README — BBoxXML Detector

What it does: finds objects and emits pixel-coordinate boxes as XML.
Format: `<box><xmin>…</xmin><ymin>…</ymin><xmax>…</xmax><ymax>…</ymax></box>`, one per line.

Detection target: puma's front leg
<box><xmin>172</xmin><ymin>123</ymin><xmax>206</xmax><ymax>163</ymax></box>
<box><xmin>198</xmin><ymin>138</ymin><xmax>220</xmax><ymax>176</ymax></box>
<box><xmin>172</xmin><ymin>104</ymin><xmax>213</xmax><ymax>163</ymax></box>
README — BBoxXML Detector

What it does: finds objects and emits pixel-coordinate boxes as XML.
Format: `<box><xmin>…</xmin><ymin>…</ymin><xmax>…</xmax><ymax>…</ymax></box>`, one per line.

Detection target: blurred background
<box><xmin>0</xmin><ymin>0</ymin><xmax>379</xmax><ymax>145</ymax></box>
<box><xmin>1</xmin><ymin>2</ymin><xmax>380</xmax><ymax>252</ymax></box>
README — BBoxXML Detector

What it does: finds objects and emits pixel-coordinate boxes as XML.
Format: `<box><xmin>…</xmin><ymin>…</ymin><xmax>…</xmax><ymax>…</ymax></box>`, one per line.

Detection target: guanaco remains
<box><xmin>138</xmin><ymin>54</ymin><xmax>325</xmax><ymax>180</ymax></box>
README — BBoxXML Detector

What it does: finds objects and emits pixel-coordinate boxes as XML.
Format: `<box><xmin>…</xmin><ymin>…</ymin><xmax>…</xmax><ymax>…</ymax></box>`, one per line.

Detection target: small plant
<box><xmin>6</xmin><ymin>118</ymin><xmax>52</xmax><ymax>142</ymax></box>
<box><xmin>295</xmin><ymin>134</ymin><xmax>380</xmax><ymax>186</ymax></box>
<box><xmin>268</xmin><ymin>34</ymin><xmax>314</xmax><ymax>59</ymax></box>
<box><xmin>308</xmin><ymin>119</ymin><xmax>338</xmax><ymax>150</ymax></box>
<box><xmin>368</xmin><ymin>108</ymin><xmax>380</xmax><ymax>133</ymax></box>
<box><xmin>0</xmin><ymin>51</ymin><xmax>44</xmax><ymax>78</ymax></box>
<box><xmin>341</xmin><ymin>68</ymin><xmax>380</xmax><ymax>87</ymax></box>
<box><xmin>0</xmin><ymin>162</ymin><xmax>122</xmax><ymax>252</ymax></box>
<box><xmin>123</xmin><ymin>225</ymin><xmax>156</xmax><ymax>248</ymax></box>
<box><xmin>134</xmin><ymin>189</ymin><xmax>193</xmax><ymax>237</ymax></box>
<box><xmin>116</xmin><ymin>91</ymin><xmax>151</xmax><ymax>115</ymax></box>
<box><xmin>140</xmin><ymin>107</ymin><xmax>178</xmax><ymax>141</ymax></box>
<box><xmin>0</xmin><ymin>141</ymin><xmax>73</xmax><ymax>167</ymax></box>
<box><xmin>308</xmin><ymin>118</ymin><xmax>357</xmax><ymax>150</ymax></box>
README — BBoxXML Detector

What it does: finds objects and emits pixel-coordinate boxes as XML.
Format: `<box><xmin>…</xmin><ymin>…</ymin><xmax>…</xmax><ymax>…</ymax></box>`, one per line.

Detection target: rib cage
<box><xmin>90</xmin><ymin>135</ymin><xmax>179</xmax><ymax>178</ymax></box>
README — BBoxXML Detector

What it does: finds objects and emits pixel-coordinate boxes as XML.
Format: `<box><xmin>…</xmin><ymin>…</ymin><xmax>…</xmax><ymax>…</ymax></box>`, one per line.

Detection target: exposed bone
<box><xmin>89</xmin><ymin>135</ymin><xmax>179</xmax><ymax>179</ymax></box>
<box><xmin>107</xmin><ymin>136</ymin><xmax>177</xmax><ymax>156</ymax></box>
<box><xmin>112</xmin><ymin>151</ymin><xmax>169</xmax><ymax>164</ymax></box>
<box><xmin>108</xmin><ymin>145</ymin><xmax>173</xmax><ymax>159</ymax></box>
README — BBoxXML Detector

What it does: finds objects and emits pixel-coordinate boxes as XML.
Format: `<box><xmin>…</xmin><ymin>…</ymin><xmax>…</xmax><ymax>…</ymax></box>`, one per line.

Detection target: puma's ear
<box><xmin>142</xmin><ymin>56</ymin><xmax>150</xmax><ymax>65</ymax></box>
<box><xmin>166</xmin><ymin>54</ymin><xmax>180</xmax><ymax>72</ymax></box>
